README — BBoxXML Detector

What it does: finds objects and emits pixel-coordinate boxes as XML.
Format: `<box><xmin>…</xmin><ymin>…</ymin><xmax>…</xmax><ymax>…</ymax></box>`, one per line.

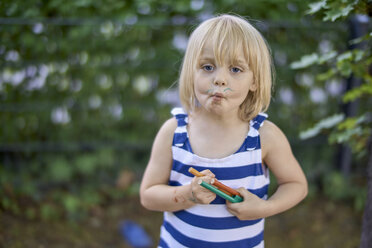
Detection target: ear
<box><xmin>249</xmin><ymin>79</ymin><xmax>258</xmax><ymax>91</ymax></box>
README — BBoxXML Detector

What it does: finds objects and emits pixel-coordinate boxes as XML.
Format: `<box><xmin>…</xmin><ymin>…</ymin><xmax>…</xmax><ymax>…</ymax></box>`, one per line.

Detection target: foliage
<box><xmin>322</xmin><ymin>170</ymin><xmax>367</xmax><ymax>211</ymax></box>
<box><xmin>293</xmin><ymin>0</ymin><xmax>371</xmax><ymax>157</ymax></box>
<box><xmin>307</xmin><ymin>0</ymin><xmax>362</xmax><ymax>21</ymax></box>
<box><xmin>292</xmin><ymin>0</ymin><xmax>371</xmax><ymax>207</ymax></box>
<box><xmin>0</xmin><ymin>0</ymin><xmax>351</xmax><ymax>219</ymax></box>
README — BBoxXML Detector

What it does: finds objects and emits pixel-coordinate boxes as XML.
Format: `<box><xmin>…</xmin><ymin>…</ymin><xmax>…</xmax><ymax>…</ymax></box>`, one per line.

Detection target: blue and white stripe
<box><xmin>159</xmin><ymin>108</ymin><xmax>269</xmax><ymax>248</ymax></box>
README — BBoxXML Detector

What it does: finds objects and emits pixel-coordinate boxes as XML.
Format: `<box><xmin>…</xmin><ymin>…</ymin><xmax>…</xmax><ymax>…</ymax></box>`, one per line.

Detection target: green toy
<box><xmin>199</xmin><ymin>180</ymin><xmax>243</xmax><ymax>203</ymax></box>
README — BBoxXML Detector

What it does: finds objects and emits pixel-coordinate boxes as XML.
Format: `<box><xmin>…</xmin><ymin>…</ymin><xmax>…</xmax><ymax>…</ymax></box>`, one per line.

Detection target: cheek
<box><xmin>194</xmin><ymin>74</ymin><xmax>211</xmax><ymax>94</ymax></box>
<box><xmin>232</xmin><ymin>75</ymin><xmax>253</xmax><ymax>98</ymax></box>
<box><xmin>230</xmin><ymin>84</ymin><xmax>250</xmax><ymax>98</ymax></box>
<box><xmin>194</xmin><ymin>82</ymin><xmax>206</xmax><ymax>95</ymax></box>
<box><xmin>230</xmin><ymin>91</ymin><xmax>249</xmax><ymax>102</ymax></box>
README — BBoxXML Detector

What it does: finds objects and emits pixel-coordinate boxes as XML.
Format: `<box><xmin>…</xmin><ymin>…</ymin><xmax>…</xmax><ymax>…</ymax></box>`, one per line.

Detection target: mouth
<box><xmin>211</xmin><ymin>92</ymin><xmax>225</xmax><ymax>101</ymax></box>
<box><xmin>213</xmin><ymin>92</ymin><xmax>224</xmax><ymax>97</ymax></box>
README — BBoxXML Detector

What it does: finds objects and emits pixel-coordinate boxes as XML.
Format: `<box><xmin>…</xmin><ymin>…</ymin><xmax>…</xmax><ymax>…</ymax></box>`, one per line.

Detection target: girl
<box><xmin>140</xmin><ymin>14</ymin><xmax>308</xmax><ymax>248</ymax></box>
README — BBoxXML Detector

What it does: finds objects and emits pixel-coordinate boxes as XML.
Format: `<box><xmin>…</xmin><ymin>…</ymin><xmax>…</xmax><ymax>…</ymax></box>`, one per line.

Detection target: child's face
<box><xmin>193</xmin><ymin>39</ymin><xmax>255</xmax><ymax>116</ymax></box>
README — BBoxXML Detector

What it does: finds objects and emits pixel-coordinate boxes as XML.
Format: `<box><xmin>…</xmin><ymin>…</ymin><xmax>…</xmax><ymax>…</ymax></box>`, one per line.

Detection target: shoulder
<box><xmin>156</xmin><ymin>117</ymin><xmax>178</xmax><ymax>141</ymax></box>
<box><xmin>149</xmin><ymin>117</ymin><xmax>177</xmax><ymax>159</ymax></box>
<box><xmin>259</xmin><ymin>120</ymin><xmax>290</xmax><ymax>159</ymax></box>
<box><xmin>259</xmin><ymin>120</ymin><xmax>284</xmax><ymax>139</ymax></box>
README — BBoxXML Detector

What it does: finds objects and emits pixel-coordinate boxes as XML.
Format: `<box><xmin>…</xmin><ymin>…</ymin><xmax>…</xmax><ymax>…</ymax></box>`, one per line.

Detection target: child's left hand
<box><xmin>226</xmin><ymin>187</ymin><xmax>268</xmax><ymax>220</ymax></box>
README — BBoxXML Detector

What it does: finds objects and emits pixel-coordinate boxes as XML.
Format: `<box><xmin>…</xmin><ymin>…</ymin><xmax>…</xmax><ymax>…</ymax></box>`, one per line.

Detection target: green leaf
<box><xmin>48</xmin><ymin>158</ymin><xmax>73</xmax><ymax>183</ymax></box>
<box><xmin>81</xmin><ymin>190</ymin><xmax>102</xmax><ymax>206</ymax></box>
<box><xmin>337</xmin><ymin>115</ymin><xmax>367</xmax><ymax>130</ymax></box>
<box><xmin>323</xmin><ymin>172</ymin><xmax>351</xmax><ymax>200</ymax></box>
<box><xmin>318</xmin><ymin>51</ymin><xmax>338</xmax><ymax>64</ymax></box>
<box><xmin>323</xmin><ymin>1</ymin><xmax>357</xmax><ymax>22</ymax></box>
<box><xmin>343</xmin><ymin>83</ymin><xmax>372</xmax><ymax>102</ymax></box>
<box><xmin>329</xmin><ymin>126</ymin><xmax>363</xmax><ymax>144</ymax></box>
<box><xmin>290</xmin><ymin>53</ymin><xmax>319</xmax><ymax>69</ymax></box>
<box><xmin>316</xmin><ymin>68</ymin><xmax>337</xmax><ymax>81</ymax></box>
<box><xmin>74</xmin><ymin>0</ymin><xmax>93</xmax><ymax>8</ymax></box>
<box><xmin>353</xmin><ymin>50</ymin><xmax>364</xmax><ymax>62</ymax></box>
<box><xmin>299</xmin><ymin>113</ymin><xmax>345</xmax><ymax>139</ymax></box>
<box><xmin>1</xmin><ymin>197</ymin><xmax>11</xmax><ymax>210</ymax></box>
<box><xmin>336</xmin><ymin>52</ymin><xmax>353</xmax><ymax>77</ymax></box>
<box><xmin>337</xmin><ymin>51</ymin><xmax>353</xmax><ymax>62</ymax></box>
<box><xmin>62</xmin><ymin>194</ymin><xmax>80</xmax><ymax>214</ymax></box>
<box><xmin>349</xmin><ymin>32</ymin><xmax>372</xmax><ymax>46</ymax></box>
<box><xmin>41</xmin><ymin>204</ymin><xmax>58</xmax><ymax>221</ymax></box>
<box><xmin>75</xmin><ymin>155</ymin><xmax>97</xmax><ymax>176</ymax></box>
<box><xmin>306</xmin><ymin>0</ymin><xmax>327</xmax><ymax>15</ymax></box>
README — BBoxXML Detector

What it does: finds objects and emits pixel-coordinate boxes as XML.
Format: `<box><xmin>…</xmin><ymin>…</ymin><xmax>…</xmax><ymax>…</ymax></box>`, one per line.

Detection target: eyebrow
<box><xmin>199</xmin><ymin>56</ymin><xmax>249</xmax><ymax>68</ymax></box>
<box><xmin>199</xmin><ymin>57</ymin><xmax>215</xmax><ymax>62</ymax></box>
<box><xmin>231</xmin><ymin>59</ymin><xmax>248</xmax><ymax>67</ymax></box>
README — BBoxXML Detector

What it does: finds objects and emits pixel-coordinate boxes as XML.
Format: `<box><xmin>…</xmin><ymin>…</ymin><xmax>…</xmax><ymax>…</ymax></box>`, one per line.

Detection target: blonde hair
<box><xmin>178</xmin><ymin>14</ymin><xmax>274</xmax><ymax>121</ymax></box>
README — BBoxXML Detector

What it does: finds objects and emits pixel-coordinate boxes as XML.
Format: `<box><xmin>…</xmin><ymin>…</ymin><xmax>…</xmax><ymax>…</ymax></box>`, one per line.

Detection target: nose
<box><xmin>213</xmin><ymin>69</ymin><xmax>228</xmax><ymax>87</ymax></box>
<box><xmin>213</xmin><ymin>79</ymin><xmax>227</xmax><ymax>87</ymax></box>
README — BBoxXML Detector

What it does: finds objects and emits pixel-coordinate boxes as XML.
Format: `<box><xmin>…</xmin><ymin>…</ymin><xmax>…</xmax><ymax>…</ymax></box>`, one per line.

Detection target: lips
<box><xmin>211</xmin><ymin>92</ymin><xmax>225</xmax><ymax>101</ymax></box>
<box><xmin>213</xmin><ymin>93</ymin><xmax>224</xmax><ymax>98</ymax></box>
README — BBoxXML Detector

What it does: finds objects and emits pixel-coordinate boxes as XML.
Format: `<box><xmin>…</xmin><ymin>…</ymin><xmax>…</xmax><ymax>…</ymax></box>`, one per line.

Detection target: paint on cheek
<box><xmin>205</xmin><ymin>89</ymin><xmax>213</xmax><ymax>94</ymax></box>
<box><xmin>223</xmin><ymin>88</ymin><xmax>233</xmax><ymax>92</ymax></box>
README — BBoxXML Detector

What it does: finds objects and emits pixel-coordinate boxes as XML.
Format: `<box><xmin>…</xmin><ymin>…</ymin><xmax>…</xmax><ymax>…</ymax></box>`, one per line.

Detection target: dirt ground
<box><xmin>0</xmin><ymin>196</ymin><xmax>362</xmax><ymax>248</ymax></box>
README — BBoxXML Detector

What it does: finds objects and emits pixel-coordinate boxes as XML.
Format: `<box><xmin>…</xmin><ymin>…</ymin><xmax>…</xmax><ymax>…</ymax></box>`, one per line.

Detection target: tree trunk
<box><xmin>337</xmin><ymin>15</ymin><xmax>368</xmax><ymax>177</ymax></box>
<box><xmin>360</xmin><ymin>134</ymin><xmax>372</xmax><ymax>247</ymax></box>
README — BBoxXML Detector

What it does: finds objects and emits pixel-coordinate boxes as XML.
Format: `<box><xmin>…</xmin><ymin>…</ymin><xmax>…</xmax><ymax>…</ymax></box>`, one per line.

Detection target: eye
<box><xmin>231</xmin><ymin>67</ymin><xmax>242</xmax><ymax>73</ymax></box>
<box><xmin>202</xmin><ymin>65</ymin><xmax>214</xmax><ymax>72</ymax></box>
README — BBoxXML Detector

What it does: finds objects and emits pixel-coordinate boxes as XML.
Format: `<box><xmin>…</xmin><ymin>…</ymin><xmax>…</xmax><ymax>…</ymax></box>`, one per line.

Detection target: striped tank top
<box><xmin>159</xmin><ymin>108</ymin><xmax>270</xmax><ymax>248</ymax></box>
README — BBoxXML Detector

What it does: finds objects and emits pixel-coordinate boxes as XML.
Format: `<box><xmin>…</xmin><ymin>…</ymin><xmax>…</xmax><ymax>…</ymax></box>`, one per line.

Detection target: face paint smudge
<box><xmin>205</xmin><ymin>89</ymin><xmax>214</xmax><ymax>94</ymax></box>
<box><xmin>206</xmin><ymin>88</ymin><xmax>233</xmax><ymax>94</ymax></box>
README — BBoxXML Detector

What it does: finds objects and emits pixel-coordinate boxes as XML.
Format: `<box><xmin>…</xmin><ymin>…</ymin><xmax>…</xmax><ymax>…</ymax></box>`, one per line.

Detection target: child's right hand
<box><xmin>189</xmin><ymin>169</ymin><xmax>216</xmax><ymax>204</ymax></box>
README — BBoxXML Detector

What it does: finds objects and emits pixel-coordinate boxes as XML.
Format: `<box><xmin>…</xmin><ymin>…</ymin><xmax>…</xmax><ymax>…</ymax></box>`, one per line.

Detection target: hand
<box><xmin>226</xmin><ymin>187</ymin><xmax>268</xmax><ymax>220</ymax></box>
<box><xmin>190</xmin><ymin>169</ymin><xmax>216</xmax><ymax>204</ymax></box>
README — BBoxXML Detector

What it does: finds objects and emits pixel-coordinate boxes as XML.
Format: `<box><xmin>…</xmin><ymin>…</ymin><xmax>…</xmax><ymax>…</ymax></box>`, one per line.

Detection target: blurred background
<box><xmin>0</xmin><ymin>0</ymin><xmax>371</xmax><ymax>247</ymax></box>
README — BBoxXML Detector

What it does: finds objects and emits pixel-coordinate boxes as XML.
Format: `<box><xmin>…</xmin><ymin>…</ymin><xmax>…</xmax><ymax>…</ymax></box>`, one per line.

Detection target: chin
<box><xmin>205</xmin><ymin>104</ymin><xmax>226</xmax><ymax>114</ymax></box>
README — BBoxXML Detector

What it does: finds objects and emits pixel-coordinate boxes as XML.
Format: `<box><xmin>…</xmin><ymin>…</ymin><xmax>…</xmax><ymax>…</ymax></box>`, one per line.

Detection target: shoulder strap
<box><xmin>245</xmin><ymin>113</ymin><xmax>268</xmax><ymax>151</ymax></box>
<box><xmin>171</xmin><ymin>108</ymin><xmax>188</xmax><ymax>147</ymax></box>
<box><xmin>171</xmin><ymin>107</ymin><xmax>188</xmax><ymax>127</ymax></box>
<box><xmin>251</xmin><ymin>113</ymin><xmax>268</xmax><ymax>131</ymax></box>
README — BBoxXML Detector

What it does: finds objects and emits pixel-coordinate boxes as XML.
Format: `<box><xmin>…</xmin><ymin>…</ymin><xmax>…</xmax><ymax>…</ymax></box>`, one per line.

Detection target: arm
<box><xmin>226</xmin><ymin>121</ymin><xmax>308</xmax><ymax>220</ymax></box>
<box><xmin>140</xmin><ymin>118</ymin><xmax>216</xmax><ymax>212</ymax></box>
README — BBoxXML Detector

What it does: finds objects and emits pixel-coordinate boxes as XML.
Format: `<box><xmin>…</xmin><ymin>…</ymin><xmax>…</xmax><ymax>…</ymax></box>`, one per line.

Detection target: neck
<box><xmin>191</xmin><ymin>107</ymin><xmax>243</xmax><ymax>127</ymax></box>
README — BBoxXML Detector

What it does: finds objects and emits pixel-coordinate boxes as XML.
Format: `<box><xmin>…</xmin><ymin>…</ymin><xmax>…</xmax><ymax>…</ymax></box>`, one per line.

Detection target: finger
<box><xmin>226</xmin><ymin>198</ymin><xmax>243</xmax><ymax>211</ymax></box>
<box><xmin>226</xmin><ymin>203</ymin><xmax>239</xmax><ymax>216</ymax></box>
<box><xmin>199</xmin><ymin>176</ymin><xmax>215</xmax><ymax>185</ymax></box>
<box><xmin>191</xmin><ymin>175</ymin><xmax>213</xmax><ymax>185</ymax></box>
<box><xmin>206</xmin><ymin>193</ymin><xmax>217</xmax><ymax>201</ymax></box>
<box><xmin>192</xmin><ymin>178</ymin><xmax>214</xmax><ymax>195</ymax></box>
<box><xmin>195</xmin><ymin>179</ymin><xmax>219</xmax><ymax>200</ymax></box>
<box><xmin>200</xmin><ymin>169</ymin><xmax>215</xmax><ymax>178</ymax></box>
<box><xmin>226</xmin><ymin>200</ymin><xmax>234</xmax><ymax>209</ymax></box>
<box><xmin>236</xmin><ymin>187</ymin><xmax>251</xmax><ymax>198</ymax></box>
<box><xmin>194</xmin><ymin>187</ymin><xmax>216</xmax><ymax>204</ymax></box>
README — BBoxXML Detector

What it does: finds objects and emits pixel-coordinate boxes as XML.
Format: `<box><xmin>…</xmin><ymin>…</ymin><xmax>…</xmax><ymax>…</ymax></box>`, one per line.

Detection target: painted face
<box><xmin>193</xmin><ymin>40</ymin><xmax>256</xmax><ymax>116</ymax></box>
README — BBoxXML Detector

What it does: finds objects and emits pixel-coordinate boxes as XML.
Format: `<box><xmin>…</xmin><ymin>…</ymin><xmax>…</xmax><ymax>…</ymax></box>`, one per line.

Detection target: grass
<box><xmin>0</xmin><ymin>195</ymin><xmax>362</xmax><ymax>248</ymax></box>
